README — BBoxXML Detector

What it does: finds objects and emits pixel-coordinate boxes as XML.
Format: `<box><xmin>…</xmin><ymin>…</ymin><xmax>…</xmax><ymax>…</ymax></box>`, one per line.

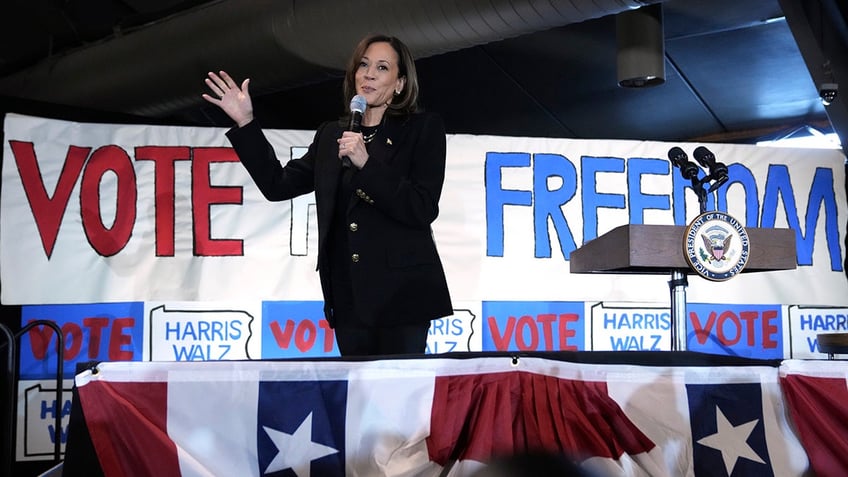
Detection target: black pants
<box><xmin>334</xmin><ymin>322</ymin><xmax>430</xmax><ymax>356</ymax></box>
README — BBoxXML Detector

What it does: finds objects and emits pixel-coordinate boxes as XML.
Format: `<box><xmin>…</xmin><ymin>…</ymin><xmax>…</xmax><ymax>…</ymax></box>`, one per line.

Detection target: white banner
<box><xmin>3</xmin><ymin>113</ymin><xmax>846</xmax><ymax>307</ymax></box>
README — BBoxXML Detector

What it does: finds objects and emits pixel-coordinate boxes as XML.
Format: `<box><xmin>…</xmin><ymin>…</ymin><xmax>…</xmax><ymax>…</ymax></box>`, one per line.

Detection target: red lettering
<box><xmin>62</xmin><ymin>322</ymin><xmax>83</xmax><ymax>360</ymax></box>
<box><xmin>135</xmin><ymin>146</ymin><xmax>191</xmax><ymax>256</ymax></box>
<box><xmin>515</xmin><ymin>315</ymin><xmax>538</xmax><ymax>351</ymax></box>
<box><xmin>9</xmin><ymin>142</ymin><xmax>90</xmax><ymax>258</ymax></box>
<box><xmin>689</xmin><ymin>310</ymin><xmax>717</xmax><ymax>345</ymax></box>
<box><xmin>739</xmin><ymin>311</ymin><xmax>759</xmax><ymax>346</ymax></box>
<box><xmin>537</xmin><ymin>313</ymin><xmax>556</xmax><ymax>350</ymax></box>
<box><xmin>716</xmin><ymin>311</ymin><xmax>741</xmax><ymax>345</ymax></box>
<box><xmin>318</xmin><ymin>320</ymin><xmax>335</xmax><ymax>352</ymax></box>
<box><xmin>691</xmin><ymin>308</ymin><xmax>782</xmax><ymax>350</ymax></box>
<box><xmin>762</xmin><ymin>310</ymin><xmax>778</xmax><ymax>348</ymax></box>
<box><xmin>80</xmin><ymin>146</ymin><xmax>137</xmax><ymax>256</ymax></box>
<box><xmin>557</xmin><ymin>313</ymin><xmax>579</xmax><ymax>351</ymax></box>
<box><xmin>82</xmin><ymin>317</ymin><xmax>109</xmax><ymax>358</ymax></box>
<box><xmin>192</xmin><ymin>148</ymin><xmax>243</xmax><ymax>256</ymax></box>
<box><xmin>487</xmin><ymin>315</ymin><xmax>515</xmax><ymax>351</ymax></box>
<box><xmin>295</xmin><ymin>320</ymin><xmax>317</xmax><ymax>352</ymax></box>
<box><xmin>270</xmin><ymin>320</ymin><xmax>295</xmax><ymax>349</ymax></box>
<box><xmin>108</xmin><ymin>318</ymin><xmax>135</xmax><ymax>360</ymax></box>
<box><xmin>26</xmin><ymin>320</ymin><xmax>56</xmax><ymax>360</ymax></box>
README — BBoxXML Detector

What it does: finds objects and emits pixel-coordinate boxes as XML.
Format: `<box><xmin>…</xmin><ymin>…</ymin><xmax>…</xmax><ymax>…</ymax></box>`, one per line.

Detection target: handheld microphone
<box><xmin>342</xmin><ymin>95</ymin><xmax>367</xmax><ymax>168</ymax></box>
<box><xmin>667</xmin><ymin>146</ymin><xmax>699</xmax><ymax>180</ymax></box>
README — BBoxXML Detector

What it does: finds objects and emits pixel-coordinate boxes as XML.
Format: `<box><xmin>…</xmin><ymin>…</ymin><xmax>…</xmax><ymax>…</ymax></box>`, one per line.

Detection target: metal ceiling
<box><xmin>0</xmin><ymin>0</ymin><xmax>846</xmax><ymax>152</ymax></box>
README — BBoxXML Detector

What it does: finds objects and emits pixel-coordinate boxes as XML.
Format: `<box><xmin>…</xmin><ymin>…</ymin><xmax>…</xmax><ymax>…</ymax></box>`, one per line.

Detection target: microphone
<box><xmin>692</xmin><ymin>146</ymin><xmax>715</xmax><ymax>169</ymax></box>
<box><xmin>693</xmin><ymin>146</ymin><xmax>729</xmax><ymax>191</ymax></box>
<box><xmin>667</xmin><ymin>146</ymin><xmax>699</xmax><ymax>180</ymax></box>
<box><xmin>342</xmin><ymin>95</ymin><xmax>367</xmax><ymax>168</ymax></box>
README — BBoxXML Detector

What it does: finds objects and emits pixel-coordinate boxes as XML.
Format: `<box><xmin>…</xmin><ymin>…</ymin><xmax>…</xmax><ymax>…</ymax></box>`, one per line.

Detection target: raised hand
<box><xmin>202</xmin><ymin>71</ymin><xmax>254</xmax><ymax>127</ymax></box>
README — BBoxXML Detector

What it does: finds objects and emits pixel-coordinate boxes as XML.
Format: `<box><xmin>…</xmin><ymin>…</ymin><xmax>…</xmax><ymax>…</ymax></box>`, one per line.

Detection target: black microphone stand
<box><xmin>666</xmin><ymin>146</ymin><xmax>728</xmax><ymax>350</ymax></box>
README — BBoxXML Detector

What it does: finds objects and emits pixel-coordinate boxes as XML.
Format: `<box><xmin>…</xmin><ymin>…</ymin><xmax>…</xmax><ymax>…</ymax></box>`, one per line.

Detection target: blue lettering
<box><xmin>430</xmin><ymin>317</ymin><xmax>466</xmax><ymax>336</ymax></box>
<box><xmin>40</xmin><ymin>399</ymin><xmax>71</xmax><ymax>420</ymax></box>
<box><xmin>182</xmin><ymin>321</ymin><xmax>197</xmax><ymax>340</ymax></box>
<box><xmin>483</xmin><ymin>150</ymin><xmax>843</xmax><ymax>270</ymax></box>
<box><xmin>611</xmin><ymin>335</ymin><xmax>640</xmax><ymax>350</ymax></box>
<box><xmin>716</xmin><ymin>164</ymin><xmax>760</xmax><ymax>226</ymax></box>
<box><xmin>486</xmin><ymin>152</ymin><xmax>532</xmax><ymax>257</ymax></box>
<box><xmin>807</xmin><ymin>336</ymin><xmax>819</xmax><ymax>353</ymax></box>
<box><xmin>450</xmin><ymin>318</ymin><xmax>464</xmax><ymax>336</ymax></box>
<box><xmin>603</xmin><ymin>312</ymin><xmax>671</xmax><ymax>330</ymax></box>
<box><xmin>167</xmin><ymin>320</ymin><xmax>243</xmax><ymax>341</ymax></box>
<box><xmin>429</xmin><ymin>319</ymin><xmax>445</xmax><ymax>335</ymax></box>
<box><xmin>165</xmin><ymin>321</ymin><xmax>181</xmax><ymax>340</ymax></box>
<box><xmin>47</xmin><ymin>424</ymin><xmax>69</xmax><ymax>444</ymax></box>
<box><xmin>533</xmin><ymin>153</ymin><xmax>578</xmax><ymax>258</ymax></box>
<box><xmin>761</xmin><ymin>165</ymin><xmax>842</xmax><ymax>271</ymax></box>
<box><xmin>581</xmin><ymin>156</ymin><xmax>625</xmax><ymax>243</ymax></box>
<box><xmin>801</xmin><ymin>314</ymin><xmax>812</xmax><ymax>329</ymax></box>
<box><xmin>426</xmin><ymin>341</ymin><xmax>458</xmax><ymax>353</ymax></box>
<box><xmin>198</xmin><ymin>321</ymin><xmax>210</xmax><ymax>340</ymax></box>
<box><xmin>799</xmin><ymin>313</ymin><xmax>848</xmax><ymax>331</ymax></box>
<box><xmin>229</xmin><ymin>320</ymin><xmax>242</xmax><ymax>340</ymax></box>
<box><xmin>211</xmin><ymin>321</ymin><xmax>224</xmax><ymax>340</ymax></box>
<box><xmin>627</xmin><ymin>157</ymin><xmax>671</xmax><ymax>223</ymax></box>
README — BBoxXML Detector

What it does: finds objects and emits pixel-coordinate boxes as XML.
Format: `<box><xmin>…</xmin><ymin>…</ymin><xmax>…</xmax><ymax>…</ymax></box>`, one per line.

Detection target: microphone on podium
<box><xmin>667</xmin><ymin>146</ymin><xmax>699</xmax><ymax>180</ymax></box>
<box><xmin>693</xmin><ymin>146</ymin><xmax>728</xmax><ymax>191</ymax></box>
<box><xmin>342</xmin><ymin>95</ymin><xmax>367</xmax><ymax>168</ymax></box>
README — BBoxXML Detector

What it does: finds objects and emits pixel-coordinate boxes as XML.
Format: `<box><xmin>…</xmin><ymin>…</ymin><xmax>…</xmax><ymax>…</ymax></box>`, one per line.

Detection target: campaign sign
<box><xmin>148</xmin><ymin>303</ymin><xmax>256</xmax><ymax>361</ymax></box>
<box><xmin>482</xmin><ymin>301</ymin><xmax>585</xmax><ymax>352</ymax></box>
<box><xmin>426</xmin><ymin>307</ymin><xmax>479</xmax><ymax>354</ymax></box>
<box><xmin>686</xmin><ymin>303</ymin><xmax>783</xmax><ymax>359</ymax></box>
<box><xmin>787</xmin><ymin>305</ymin><xmax>848</xmax><ymax>358</ymax></box>
<box><xmin>20</xmin><ymin>302</ymin><xmax>143</xmax><ymax>379</ymax></box>
<box><xmin>262</xmin><ymin>301</ymin><xmax>482</xmax><ymax>358</ymax></box>
<box><xmin>589</xmin><ymin>302</ymin><xmax>671</xmax><ymax>351</ymax></box>
<box><xmin>262</xmin><ymin>301</ymin><xmax>339</xmax><ymax>358</ymax></box>
<box><xmin>15</xmin><ymin>379</ymin><xmax>74</xmax><ymax>461</ymax></box>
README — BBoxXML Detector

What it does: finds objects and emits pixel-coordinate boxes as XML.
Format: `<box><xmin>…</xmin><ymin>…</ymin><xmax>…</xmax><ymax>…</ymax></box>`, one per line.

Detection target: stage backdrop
<box><xmin>2</xmin><ymin>112</ymin><xmax>848</xmax><ymax>460</ymax></box>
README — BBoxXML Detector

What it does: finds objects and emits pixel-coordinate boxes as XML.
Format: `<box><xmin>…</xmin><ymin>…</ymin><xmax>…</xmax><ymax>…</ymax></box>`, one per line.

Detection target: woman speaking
<box><xmin>203</xmin><ymin>34</ymin><xmax>452</xmax><ymax>356</ymax></box>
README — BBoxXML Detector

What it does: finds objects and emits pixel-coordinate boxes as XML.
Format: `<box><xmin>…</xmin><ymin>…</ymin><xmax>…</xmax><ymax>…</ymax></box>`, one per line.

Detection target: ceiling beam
<box><xmin>779</xmin><ymin>0</ymin><xmax>848</xmax><ymax>157</ymax></box>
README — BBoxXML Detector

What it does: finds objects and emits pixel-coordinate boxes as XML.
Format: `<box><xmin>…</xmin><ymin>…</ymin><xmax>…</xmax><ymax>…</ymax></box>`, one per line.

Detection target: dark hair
<box><xmin>342</xmin><ymin>34</ymin><xmax>420</xmax><ymax>116</ymax></box>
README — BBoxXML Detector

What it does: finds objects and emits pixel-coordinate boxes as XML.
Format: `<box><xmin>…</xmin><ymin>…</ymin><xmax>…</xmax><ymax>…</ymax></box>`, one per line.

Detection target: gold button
<box><xmin>349</xmin><ymin>223</ymin><xmax>358</xmax><ymax>232</ymax></box>
<box><xmin>351</xmin><ymin>253</ymin><xmax>360</xmax><ymax>263</ymax></box>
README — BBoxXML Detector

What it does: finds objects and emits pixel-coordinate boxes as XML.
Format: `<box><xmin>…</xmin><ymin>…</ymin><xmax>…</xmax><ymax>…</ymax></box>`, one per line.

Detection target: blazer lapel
<box><xmin>367</xmin><ymin>114</ymin><xmax>407</xmax><ymax>165</ymax></box>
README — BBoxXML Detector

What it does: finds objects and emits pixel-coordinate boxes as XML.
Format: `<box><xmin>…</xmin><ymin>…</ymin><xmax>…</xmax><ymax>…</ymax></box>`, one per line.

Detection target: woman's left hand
<box><xmin>337</xmin><ymin>131</ymin><xmax>369</xmax><ymax>169</ymax></box>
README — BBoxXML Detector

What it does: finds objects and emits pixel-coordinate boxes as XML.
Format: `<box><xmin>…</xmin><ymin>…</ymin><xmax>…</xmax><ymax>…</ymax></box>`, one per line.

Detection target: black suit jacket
<box><xmin>226</xmin><ymin>112</ymin><xmax>453</xmax><ymax>327</ymax></box>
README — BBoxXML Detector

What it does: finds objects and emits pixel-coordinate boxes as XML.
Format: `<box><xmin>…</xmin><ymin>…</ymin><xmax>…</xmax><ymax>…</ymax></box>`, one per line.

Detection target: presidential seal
<box><xmin>683</xmin><ymin>211</ymin><xmax>750</xmax><ymax>281</ymax></box>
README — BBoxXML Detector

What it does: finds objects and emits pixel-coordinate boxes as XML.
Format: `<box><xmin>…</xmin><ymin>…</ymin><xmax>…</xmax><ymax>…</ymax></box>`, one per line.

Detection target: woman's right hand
<box><xmin>202</xmin><ymin>71</ymin><xmax>254</xmax><ymax>127</ymax></box>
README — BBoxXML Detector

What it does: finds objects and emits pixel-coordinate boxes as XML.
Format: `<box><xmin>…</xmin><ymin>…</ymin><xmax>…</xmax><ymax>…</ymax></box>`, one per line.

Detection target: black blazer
<box><xmin>226</xmin><ymin>112</ymin><xmax>453</xmax><ymax>327</ymax></box>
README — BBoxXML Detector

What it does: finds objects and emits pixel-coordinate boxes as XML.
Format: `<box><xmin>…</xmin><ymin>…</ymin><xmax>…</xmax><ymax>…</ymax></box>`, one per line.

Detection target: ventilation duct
<box><xmin>0</xmin><ymin>0</ymin><xmax>662</xmax><ymax>117</ymax></box>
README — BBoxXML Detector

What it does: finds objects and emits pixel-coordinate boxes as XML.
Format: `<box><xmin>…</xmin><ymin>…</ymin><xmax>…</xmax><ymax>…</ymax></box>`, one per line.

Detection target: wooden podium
<box><xmin>570</xmin><ymin>224</ymin><xmax>796</xmax><ymax>350</ymax></box>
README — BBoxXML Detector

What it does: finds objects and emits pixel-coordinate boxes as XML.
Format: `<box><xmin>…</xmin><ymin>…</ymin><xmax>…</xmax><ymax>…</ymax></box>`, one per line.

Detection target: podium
<box><xmin>570</xmin><ymin>224</ymin><xmax>796</xmax><ymax>350</ymax></box>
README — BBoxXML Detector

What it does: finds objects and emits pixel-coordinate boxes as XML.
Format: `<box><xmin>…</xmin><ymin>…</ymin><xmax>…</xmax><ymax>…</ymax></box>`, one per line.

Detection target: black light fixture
<box><xmin>616</xmin><ymin>4</ymin><xmax>665</xmax><ymax>88</ymax></box>
<box><xmin>820</xmin><ymin>60</ymin><xmax>838</xmax><ymax>106</ymax></box>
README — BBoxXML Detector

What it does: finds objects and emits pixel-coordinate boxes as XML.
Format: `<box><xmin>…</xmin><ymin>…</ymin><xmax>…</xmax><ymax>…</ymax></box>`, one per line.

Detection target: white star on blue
<box><xmin>262</xmin><ymin>412</ymin><xmax>339</xmax><ymax>477</ymax></box>
<box><xmin>697</xmin><ymin>406</ymin><xmax>765</xmax><ymax>475</ymax></box>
